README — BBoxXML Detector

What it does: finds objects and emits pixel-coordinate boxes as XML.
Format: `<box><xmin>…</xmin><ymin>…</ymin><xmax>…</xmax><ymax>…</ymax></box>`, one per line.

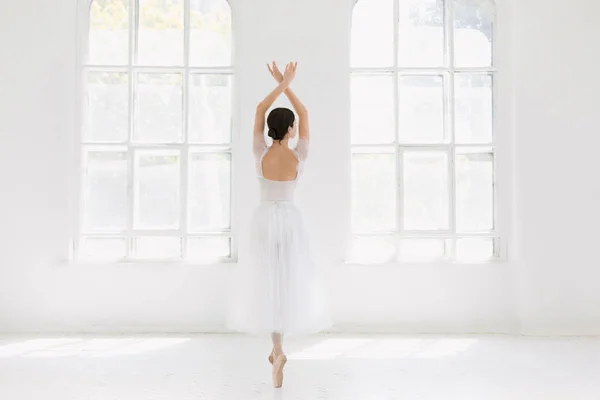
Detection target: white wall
<box><xmin>512</xmin><ymin>0</ymin><xmax>600</xmax><ymax>335</ymax></box>
<box><xmin>0</xmin><ymin>0</ymin><xmax>598</xmax><ymax>335</ymax></box>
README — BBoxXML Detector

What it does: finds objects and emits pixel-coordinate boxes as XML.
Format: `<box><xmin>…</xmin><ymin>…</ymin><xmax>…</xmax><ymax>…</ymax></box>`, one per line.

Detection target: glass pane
<box><xmin>398</xmin><ymin>0</ymin><xmax>444</xmax><ymax>67</ymax></box>
<box><xmin>80</xmin><ymin>237</ymin><xmax>126</xmax><ymax>261</ymax></box>
<box><xmin>456</xmin><ymin>149</ymin><xmax>494</xmax><ymax>231</ymax></box>
<box><xmin>137</xmin><ymin>0</ymin><xmax>184</xmax><ymax>65</ymax></box>
<box><xmin>455</xmin><ymin>74</ymin><xmax>493</xmax><ymax>144</ymax></box>
<box><xmin>352</xmin><ymin>152</ymin><xmax>396</xmax><ymax>232</ymax></box>
<box><xmin>84</xmin><ymin>149</ymin><xmax>127</xmax><ymax>230</ymax></box>
<box><xmin>351</xmin><ymin>75</ymin><xmax>395</xmax><ymax>144</ymax></box>
<box><xmin>134</xmin><ymin>150</ymin><xmax>180</xmax><ymax>229</ymax></box>
<box><xmin>134</xmin><ymin>237</ymin><xmax>181</xmax><ymax>259</ymax></box>
<box><xmin>456</xmin><ymin>237</ymin><xmax>496</xmax><ymax>261</ymax></box>
<box><xmin>189</xmin><ymin>152</ymin><xmax>231</xmax><ymax>231</ymax></box>
<box><xmin>187</xmin><ymin>237</ymin><xmax>231</xmax><ymax>261</ymax></box>
<box><xmin>86</xmin><ymin>72</ymin><xmax>128</xmax><ymax>142</ymax></box>
<box><xmin>190</xmin><ymin>0</ymin><xmax>232</xmax><ymax>66</ymax></box>
<box><xmin>347</xmin><ymin>236</ymin><xmax>395</xmax><ymax>264</ymax></box>
<box><xmin>403</xmin><ymin>152</ymin><xmax>449</xmax><ymax>230</ymax></box>
<box><xmin>454</xmin><ymin>0</ymin><xmax>494</xmax><ymax>67</ymax></box>
<box><xmin>135</xmin><ymin>73</ymin><xmax>183</xmax><ymax>143</ymax></box>
<box><xmin>398</xmin><ymin>238</ymin><xmax>448</xmax><ymax>261</ymax></box>
<box><xmin>351</xmin><ymin>0</ymin><xmax>394</xmax><ymax>67</ymax></box>
<box><xmin>398</xmin><ymin>75</ymin><xmax>444</xmax><ymax>143</ymax></box>
<box><xmin>88</xmin><ymin>0</ymin><xmax>129</xmax><ymax>65</ymax></box>
<box><xmin>189</xmin><ymin>74</ymin><xmax>232</xmax><ymax>144</ymax></box>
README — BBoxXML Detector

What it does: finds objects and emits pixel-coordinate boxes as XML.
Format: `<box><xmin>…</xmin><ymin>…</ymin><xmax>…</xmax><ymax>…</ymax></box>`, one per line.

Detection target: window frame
<box><xmin>73</xmin><ymin>0</ymin><xmax>237</xmax><ymax>263</ymax></box>
<box><xmin>349</xmin><ymin>0</ymin><xmax>505</xmax><ymax>264</ymax></box>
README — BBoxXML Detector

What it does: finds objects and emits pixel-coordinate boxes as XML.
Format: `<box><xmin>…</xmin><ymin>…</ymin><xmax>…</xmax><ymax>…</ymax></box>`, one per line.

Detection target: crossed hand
<box><xmin>267</xmin><ymin>61</ymin><xmax>297</xmax><ymax>86</ymax></box>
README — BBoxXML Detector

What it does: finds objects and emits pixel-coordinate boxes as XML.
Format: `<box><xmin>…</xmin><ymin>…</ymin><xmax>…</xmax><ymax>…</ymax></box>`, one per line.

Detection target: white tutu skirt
<box><xmin>228</xmin><ymin>201</ymin><xmax>331</xmax><ymax>336</ymax></box>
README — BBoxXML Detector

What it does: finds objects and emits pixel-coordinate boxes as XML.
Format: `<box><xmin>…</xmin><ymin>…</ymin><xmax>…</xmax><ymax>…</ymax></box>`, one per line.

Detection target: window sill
<box><xmin>59</xmin><ymin>258</ymin><xmax>238</xmax><ymax>268</ymax></box>
<box><xmin>342</xmin><ymin>258</ymin><xmax>509</xmax><ymax>267</ymax></box>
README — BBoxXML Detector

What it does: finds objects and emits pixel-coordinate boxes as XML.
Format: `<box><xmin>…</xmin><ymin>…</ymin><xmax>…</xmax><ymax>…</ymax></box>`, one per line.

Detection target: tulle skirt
<box><xmin>228</xmin><ymin>201</ymin><xmax>330</xmax><ymax>336</ymax></box>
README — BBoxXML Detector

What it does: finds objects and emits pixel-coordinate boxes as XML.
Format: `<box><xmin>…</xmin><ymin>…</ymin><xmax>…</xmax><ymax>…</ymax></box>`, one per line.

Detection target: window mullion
<box><xmin>446</xmin><ymin>0</ymin><xmax>455</xmax><ymax>73</ymax></box>
<box><xmin>492</xmin><ymin>74</ymin><xmax>502</xmax><ymax>254</ymax></box>
<box><xmin>446</xmin><ymin>0</ymin><xmax>458</xmax><ymax>259</ymax></box>
<box><xmin>133</xmin><ymin>0</ymin><xmax>140</xmax><ymax>65</ymax></box>
<box><xmin>180</xmin><ymin>148</ymin><xmax>189</xmax><ymax>256</ymax></box>
<box><xmin>84</xmin><ymin>65</ymin><xmax>233</xmax><ymax>73</ymax></box>
<box><xmin>180</xmin><ymin>0</ymin><xmax>191</xmax><ymax>259</ymax></box>
<box><xmin>126</xmin><ymin>0</ymin><xmax>137</xmax><ymax>259</ymax></box>
<box><xmin>489</xmin><ymin>4</ymin><xmax>500</xmax><ymax>249</ymax></box>
<box><xmin>126</xmin><ymin>125</ymin><xmax>134</xmax><ymax>259</ymax></box>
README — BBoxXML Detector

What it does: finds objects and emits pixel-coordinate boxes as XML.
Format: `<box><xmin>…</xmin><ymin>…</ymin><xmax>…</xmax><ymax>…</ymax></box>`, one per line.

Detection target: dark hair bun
<box><xmin>268</xmin><ymin>128</ymin><xmax>281</xmax><ymax>140</ymax></box>
<box><xmin>266</xmin><ymin>108</ymin><xmax>295</xmax><ymax>142</ymax></box>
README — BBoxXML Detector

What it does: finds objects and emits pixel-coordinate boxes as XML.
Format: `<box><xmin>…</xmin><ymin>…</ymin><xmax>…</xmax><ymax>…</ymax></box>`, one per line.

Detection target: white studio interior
<box><xmin>1</xmin><ymin>0</ymin><xmax>599</xmax><ymax>398</ymax></box>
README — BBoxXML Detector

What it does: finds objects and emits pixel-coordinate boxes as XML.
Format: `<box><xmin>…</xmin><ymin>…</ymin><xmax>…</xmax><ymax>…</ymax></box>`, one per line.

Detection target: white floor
<box><xmin>0</xmin><ymin>334</ymin><xmax>599</xmax><ymax>399</ymax></box>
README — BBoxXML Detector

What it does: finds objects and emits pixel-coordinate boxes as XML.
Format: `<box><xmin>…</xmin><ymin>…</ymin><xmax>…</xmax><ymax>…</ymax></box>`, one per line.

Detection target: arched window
<box><xmin>77</xmin><ymin>0</ymin><xmax>234</xmax><ymax>262</ymax></box>
<box><xmin>349</xmin><ymin>0</ymin><xmax>498</xmax><ymax>263</ymax></box>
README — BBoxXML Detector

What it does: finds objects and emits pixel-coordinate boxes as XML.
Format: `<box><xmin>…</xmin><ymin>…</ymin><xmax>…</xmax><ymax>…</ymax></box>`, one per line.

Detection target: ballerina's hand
<box><xmin>281</xmin><ymin>62</ymin><xmax>297</xmax><ymax>87</ymax></box>
<box><xmin>267</xmin><ymin>61</ymin><xmax>284</xmax><ymax>83</ymax></box>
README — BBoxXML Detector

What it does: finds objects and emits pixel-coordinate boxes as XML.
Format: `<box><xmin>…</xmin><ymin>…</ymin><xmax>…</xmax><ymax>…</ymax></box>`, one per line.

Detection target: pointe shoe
<box><xmin>272</xmin><ymin>353</ymin><xmax>287</xmax><ymax>388</ymax></box>
<box><xmin>269</xmin><ymin>348</ymin><xmax>283</xmax><ymax>364</ymax></box>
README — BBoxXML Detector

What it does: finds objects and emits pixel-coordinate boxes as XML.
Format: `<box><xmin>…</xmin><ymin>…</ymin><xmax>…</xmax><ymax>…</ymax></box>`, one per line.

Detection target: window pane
<box><xmin>351</xmin><ymin>0</ymin><xmax>394</xmax><ymax>67</ymax></box>
<box><xmin>190</xmin><ymin>0</ymin><xmax>232</xmax><ymax>66</ymax></box>
<box><xmin>189</xmin><ymin>152</ymin><xmax>231</xmax><ymax>231</ymax></box>
<box><xmin>398</xmin><ymin>0</ymin><xmax>444</xmax><ymax>67</ymax></box>
<box><xmin>347</xmin><ymin>236</ymin><xmax>395</xmax><ymax>264</ymax></box>
<box><xmin>456</xmin><ymin>237</ymin><xmax>497</xmax><ymax>261</ymax></box>
<box><xmin>403</xmin><ymin>151</ymin><xmax>449</xmax><ymax>230</ymax></box>
<box><xmin>398</xmin><ymin>238</ymin><xmax>448</xmax><ymax>262</ymax></box>
<box><xmin>137</xmin><ymin>0</ymin><xmax>183</xmax><ymax>65</ymax></box>
<box><xmin>455</xmin><ymin>74</ymin><xmax>493</xmax><ymax>144</ymax></box>
<box><xmin>135</xmin><ymin>73</ymin><xmax>183</xmax><ymax>143</ymax></box>
<box><xmin>189</xmin><ymin>74</ymin><xmax>232</xmax><ymax>144</ymax></box>
<box><xmin>86</xmin><ymin>72</ymin><xmax>128</xmax><ymax>142</ymax></box>
<box><xmin>456</xmin><ymin>149</ymin><xmax>494</xmax><ymax>231</ymax></box>
<box><xmin>134</xmin><ymin>150</ymin><xmax>180</xmax><ymax>229</ymax></box>
<box><xmin>134</xmin><ymin>237</ymin><xmax>181</xmax><ymax>259</ymax></box>
<box><xmin>187</xmin><ymin>237</ymin><xmax>231</xmax><ymax>261</ymax></box>
<box><xmin>351</xmin><ymin>75</ymin><xmax>395</xmax><ymax>144</ymax></box>
<box><xmin>88</xmin><ymin>0</ymin><xmax>129</xmax><ymax>65</ymax></box>
<box><xmin>454</xmin><ymin>0</ymin><xmax>494</xmax><ymax>67</ymax></box>
<box><xmin>84</xmin><ymin>149</ymin><xmax>127</xmax><ymax>230</ymax></box>
<box><xmin>80</xmin><ymin>237</ymin><xmax>126</xmax><ymax>261</ymax></box>
<box><xmin>398</xmin><ymin>75</ymin><xmax>444</xmax><ymax>143</ymax></box>
<box><xmin>352</xmin><ymin>152</ymin><xmax>396</xmax><ymax>232</ymax></box>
